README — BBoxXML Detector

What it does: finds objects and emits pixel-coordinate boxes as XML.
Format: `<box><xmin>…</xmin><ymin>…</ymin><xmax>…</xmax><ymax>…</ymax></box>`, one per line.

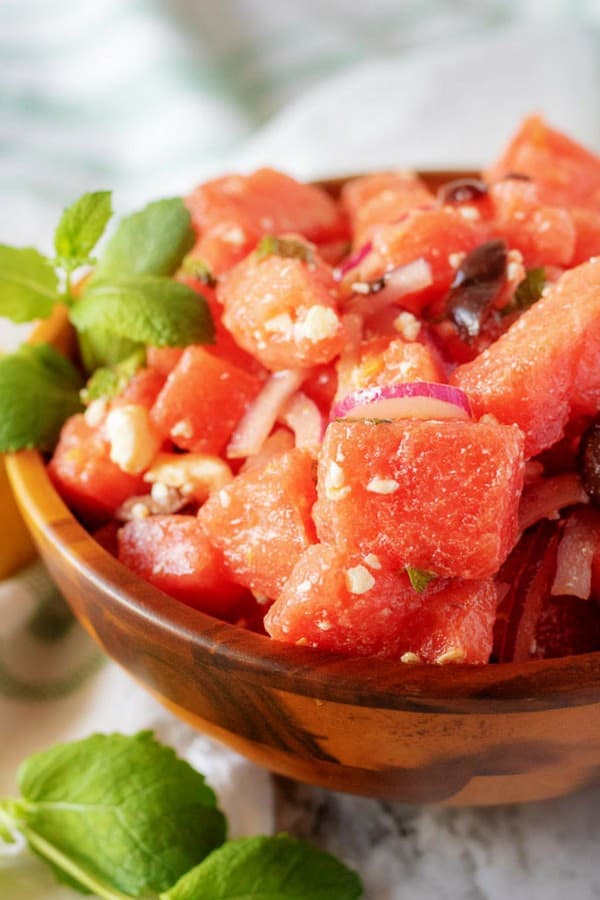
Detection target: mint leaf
<box><xmin>0</xmin><ymin>345</ymin><xmax>82</xmax><ymax>452</ymax></box>
<box><xmin>513</xmin><ymin>266</ymin><xmax>546</xmax><ymax>311</ymax></box>
<box><xmin>405</xmin><ymin>565</ymin><xmax>438</xmax><ymax>593</ymax></box>
<box><xmin>0</xmin><ymin>246</ymin><xmax>59</xmax><ymax>322</ymax></box>
<box><xmin>92</xmin><ymin>198</ymin><xmax>195</xmax><ymax>281</ymax></box>
<box><xmin>81</xmin><ymin>347</ymin><xmax>146</xmax><ymax>404</ymax></box>
<box><xmin>162</xmin><ymin>835</ymin><xmax>363</xmax><ymax>900</ymax></box>
<box><xmin>54</xmin><ymin>191</ymin><xmax>113</xmax><ymax>272</ymax></box>
<box><xmin>71</xmin><ymin>276</ymin><xmax>214</xmax><ymax>347</ymax></box>
<box><xmin>9</xmin><ymin>732</ymin><xmax>226</xmax><ymax>897</ymax></box>
<box><xmin>256</xmin><ymin>235</ymin><xmax>314</xmax><ymax>263</ymax></box>
<box><xmin>77</xmin><ymin>329</ymin><xmax>142</xmax><ymax>374</ymax></box>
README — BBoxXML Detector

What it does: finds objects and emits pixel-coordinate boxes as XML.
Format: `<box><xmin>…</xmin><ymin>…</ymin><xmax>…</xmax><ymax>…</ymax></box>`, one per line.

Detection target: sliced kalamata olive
<box><xmin>446</xmin><ymin>239</ymin><xmax>507</xmax><ymax>341</ymax></box>
<box><xmin>579</xmin><ymin>421</ymin><xmax>600</xmax><ymax>505</ymax></box>
<box><xmin>437</xmin><ymin>177</ymin><xmax>488</xmax><ymax>205</ymax></box>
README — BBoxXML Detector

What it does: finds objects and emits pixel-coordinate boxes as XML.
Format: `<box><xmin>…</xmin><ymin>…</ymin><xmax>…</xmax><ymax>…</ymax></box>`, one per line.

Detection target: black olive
<box><xmin>578</xmin><ymin>421</ymin><xmax>600</xmax><ymax>505</ymax></box>
<box><xmin>437</xmin><ymin>177</ymin><xmax>488</xmax><ymax>205</ymax></box>
<box><xmin>446</xmin><ymin>239</ymin><xmax>507</xmax><ymax>341</ymax></box>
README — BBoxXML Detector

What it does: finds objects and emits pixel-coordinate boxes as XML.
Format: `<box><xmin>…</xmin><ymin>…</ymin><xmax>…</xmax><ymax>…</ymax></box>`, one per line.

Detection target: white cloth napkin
<box><xmin>1</xmin><ymin>3</ymin><xmax>600</xmax><ymax>897</ymax></box>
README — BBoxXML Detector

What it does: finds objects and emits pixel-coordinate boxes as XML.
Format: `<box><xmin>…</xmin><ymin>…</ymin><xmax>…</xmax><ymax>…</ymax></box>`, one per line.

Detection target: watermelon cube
<box><xmin>452</xmin><ymin>259</ymin><xmax>600</xmax><ymax>455</ymax></box>
<box><xmin>265</xmin><ymin>544</ymin><xmax>496</xmax><ymax>663</ymax></box>
<box><xmin>199</xmin><ymin>448</ymin><xmax>317</xmax><ymax>599</ymax></box>
<box><xmin>118</xmin><ymin>515</ymin><xmax>245</xmax><ymax>616</ymax></box>
<box><xmin>313</xmin><ymin>418</ymin><xmax>524</xmax><ymax>579</ymax></box>
<box><xmin>150</xmin><ymin>346</ymin><xmax>262</xmax><ymax>455</ymax></box>
<box><xmin>217</xmin><ymin>242</ymin><xmax>345</xmax><ymax>371</ymax></box>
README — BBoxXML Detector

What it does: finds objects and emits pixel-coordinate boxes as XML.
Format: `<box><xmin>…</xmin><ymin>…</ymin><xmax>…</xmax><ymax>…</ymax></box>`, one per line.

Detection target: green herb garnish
<box><xmin>0</xmin><ymin>732</ymin><xmax>363</xmax><ymax>900</ymax></box>
<box><xmin>80</xmin><ymin>347</ymin><xmax>147</xmax><ymax>405</ymax></box>
<box><xmin>0</xmin><ymin>344</ymin><xmax>83</xmax><ymax>452</ymax></box>
<box><xmin>256</xmin><ymin>235</ymin><xmax>314</xmax><ymax>263</ymax></box>
<box><xmin>405</xmin><ymin>565</ymin><xmax>438</xmax><ymax>593</ymax></box>
<box><xmin>0</xmin><ymin>191</ymin><xmax>214</xmax><ymax>452</ymax></box>
<box><xmin>163</xmin><ymin>835</ymin><xmax>363</xmax><ymax>900</ymax></box>
<box><xmin>513</xmin><ymin>266</ymin><xmax>546</xmax><ymax>311</ymax></box>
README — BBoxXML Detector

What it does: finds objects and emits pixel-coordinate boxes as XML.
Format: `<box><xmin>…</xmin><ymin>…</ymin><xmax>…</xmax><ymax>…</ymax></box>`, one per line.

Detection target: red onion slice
<box><xmin>333</xmin><ymin>241</ymin><xmax>373</xmax><ymax>281</ymax></box>
<box><xmin>226</xmin><ymin>368</ymin><xmax>308</xmax><ymax>459</ymax></box>
<box><xmin>278</xmin><ymin>391</ymin><xmax>325</xmax><ymax>450</ymax></box>
<box><xmin>330</xmin><ymin>382</ymin><xmax>471</xmax><ymax>423</ymax></box>
<box><xmin>551</xmin><ymin>507</ymin><xmax>600</xmax><ymax>599</ymax></box>
<box><xmin>518</xmin><ymin>473</ymin><xmax>588</xmax><ymax>533</ymax></box>
<box><xmin>346</xmin><ymin>258</ymin><xmax>432</xmax><ymax>318</ymax></box>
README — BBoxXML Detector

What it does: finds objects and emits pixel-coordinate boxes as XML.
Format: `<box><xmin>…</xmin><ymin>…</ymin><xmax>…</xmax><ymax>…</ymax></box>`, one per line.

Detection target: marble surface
<box><xmin>274</xmin><ymin>778</ymin><xmax>600</xmax><ymax>900</ymax></box>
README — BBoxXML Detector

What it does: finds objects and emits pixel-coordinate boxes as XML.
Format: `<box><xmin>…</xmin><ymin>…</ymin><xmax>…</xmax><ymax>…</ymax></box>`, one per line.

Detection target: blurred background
<box><xmin>1</xmin><ymin>0</ymin><xmax>600</xmax><ymax>248</ymax></box>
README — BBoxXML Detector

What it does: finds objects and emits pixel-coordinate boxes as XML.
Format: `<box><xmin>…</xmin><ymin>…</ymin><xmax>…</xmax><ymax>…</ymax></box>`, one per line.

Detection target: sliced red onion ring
<box><xmin>551</xmin><ymin>507</ymin><xmax>600</xmax><ymax>599</ymax></box>
<box><xmin>226</xmin><ymin>368</ymin><xmax>308</xmax><ymax>459</ymax></box>
<box><xmin>346</xmin><ymin>258</ymin><xmax>433</xmax><ymax>318</ymax></box>
<box><xmin>333</xmin><ymin>241</ymin><xmax>373</xmax><ymax>281</ymax></box>
<box><xmin>278</xmin><ymin>391</ymin><xmax>325</xmax><ymax>449</ymax></box>
<box><xmin>518</xmin><ymin>473</ymin><xmax>588</xmax><ymax>533</ymax></box>
<box><xmin>330</xmin><ymin>382</ymin><xmax>472</xmax><ymax>423</ymax></box>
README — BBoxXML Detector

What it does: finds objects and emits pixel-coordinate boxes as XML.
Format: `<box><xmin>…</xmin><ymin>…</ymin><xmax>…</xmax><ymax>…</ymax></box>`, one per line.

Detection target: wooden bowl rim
<box><xmin>7</xmin><ymin>170</ymin><xmax>600</xmax><ymax>711</ymax></box>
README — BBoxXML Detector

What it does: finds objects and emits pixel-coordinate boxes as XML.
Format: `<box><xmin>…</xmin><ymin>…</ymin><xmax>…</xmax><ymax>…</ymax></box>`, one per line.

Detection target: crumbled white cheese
<box><xmin>435</xmin><ymin>647</ymin><xmax>466</xmax><ymax>665</ymax></box>
<box><xmin>366</xmin><ymin>477</ymin><xmax>400</xmax><ymax>494</ymax></box>
<box><xmin>400</xmin><ymin>652</ymin><xmax>422</xmax><ymax>664</ymax></box>
<box><xmin>104</xmin><ymin>405</ymin><xmax>161</xmax><ymax>475</ymax></box>
<box><xmin>150</xmin><ymin>481</ymin><xmax>170</xmax><ymax>503</ymax></box>
<box><xmin>294</xmin><ymin>305</ymin><xmax>339</xmax><ymax>343</ymax></box>
<box><xmin>171</xmin><ymin>418</ymin><xmax>194</xmax><ymax>441</ymax></box>
<box><xmin>363</xmin><ymin>553</ymin><xmax>382</xmax><ymax>570</ymax></box>
<box><xmin>345</xmin><ymin>565</ymin><xmax>375</xmax><ymax>595</ymax></box>
<box><xmin>131</xmin><ymin>502</ymin><xmax>150</xmax><ymax>519</ymax></box>
<box><xmin>324</xmin><ymin>460</ymin><xmax>351</xmax><ymax>500</ymax></box>
<box><xmin>264</xmin><ymin>312</ymin><xmax>294</xmax><ymax>337</ymax></box>
<box><xmin>316</xmin><ymin>620</ymin><xmax>332</xmax><ymax>631</ymax></box>
<box><xmin>448</xmin><ymin>252</ymin><xmax>465</xmax><ymax>270</ymax></box>
<box><xmin>458</xmin><ymin>206</ymin><xmax>480</xmax><ymax>220</ymax></box>
<box><xmin>84</xmin><ymin>397</ymin><xmax>108</xmax><ymax>428</ymax></box>
<box><xmin>393</xmin><ymin>311</ymin><xmax>421</xmax><ymax>341</ymax></box>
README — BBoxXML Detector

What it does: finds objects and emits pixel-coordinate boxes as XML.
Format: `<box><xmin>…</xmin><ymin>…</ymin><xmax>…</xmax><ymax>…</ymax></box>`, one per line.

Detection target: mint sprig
<box><xmin>0</xmin><ymin>246</ymin><xmax>59</xmax><ymax>322</ymax></box>
<box><xmin>162</xmin><ymin>835</ymin><xmax>363</xmax><ymax>900</ymax></box>
<box><xmin>0</xmin><ymin>733</ymin><xmax>363</xmax><ymax>900</ymax></box>
<box><xmin>72</xmin><ymin>276</ymin><xmax>215</xmax><ymax>348</ymax></box>
<box><xmin>0</xmin><ymin>345</ymin><xmax>83</xmax><ymax>451</ymax></box>
<box><xmin>80</xmin><ymin>347</ymin><xmax>147</xmax><ymax>404</ymax></box>
<box><xmin>54</xmin><ymin>191</ymin><xmax>113</xmax><ymax>286</ymax></box>
<box><xmin>92</xmin><ymin>198</ymin><xmax>195</xmax><ymax>281</ymax></box>
<box><xmin>0</xmin><ymin>190</ymin><xmax>214</xmax><ymax>452</ymax></box>
<box><xmin>1</xmin><ymin>732</ymin><xmax>226</xmax><ymax>897</ymax></box>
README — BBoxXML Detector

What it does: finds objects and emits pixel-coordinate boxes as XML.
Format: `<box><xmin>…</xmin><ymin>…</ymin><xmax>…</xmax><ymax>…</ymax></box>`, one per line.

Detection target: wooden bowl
<box><xmin>7</xmin><ymin>173</ymin><xmax>600</xmax><ymax>806</ymax></box>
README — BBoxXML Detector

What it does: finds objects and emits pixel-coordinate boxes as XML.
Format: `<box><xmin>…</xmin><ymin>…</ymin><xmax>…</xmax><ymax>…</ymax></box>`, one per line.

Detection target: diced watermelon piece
<box><xmin>488</xmin><ymin>179</ymin><xmax>575</xmax><ymax>267</ymax></box>
<box><xmin>353</xmin><ymin>207</ymin><xmax>485</xmax><ymax>313</ymax></box>
<box><xmin>48</xmin><ymin>414</ymin><xmax>145</xmax><ymax>523</ymax></box>
<box><xmin>218</xmin><ymin>242</ymin><xmax>346</xmax><ymax>371</ymax></box>
<box><xmin>313</xmin><ymin>418</ymin><xmax>524</xmax><ymax>580</ymax></box>
<box><xmin>185</xmin><ymin>168</ymin><xmax>347</xmax><ymax>274</ymax></box>
<box><xmin>150</xmin><ymin>346</ymin><xmax>263</xmax><ymax>455</ymax></box>
<box><xmin>116</xmin><ymin>367</ymin><xmax>166</xmax><ymax>409</ymax></box>
<box><xmin>265</xmin><ymin>544</ymin><xmax>496</xmax><ymax>663</ymax></box>
<box><xmin>336</xmin><ymin>335</ymin><xmax>445</xmax><ymax>399</ymax></box>
<box><xmin>570</xmin><ymin>207</ymin><xmax>600</xmax><ymax>265</ymax></box>
<box><xmin>118</xmin><ymin>515</ymin><xmax>245</xmax><ymax>615</ymax></box>
<box><xmin>485</xmin><ymin>115</ymin><xmax>600</xmax><ymax>210</ymax></box>
<box><xmin>199</xmin><ymin>448</ymin><xmax>317</xmax><ymax>599</ymax></box>
<box><xmin>452</xmin><ymin>259</ymin><xmax>600</xmax><ymax>456</ymax></box>
<box><xmin>341</xmin><ymin>172</ymin><xmax>435</xmax><ymax>247</ymax></box>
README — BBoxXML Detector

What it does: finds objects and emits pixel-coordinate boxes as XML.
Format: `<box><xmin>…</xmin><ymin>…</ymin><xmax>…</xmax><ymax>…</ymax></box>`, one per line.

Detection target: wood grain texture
<box><xmin>6</xmin><ymin>173</ymin><xmax>600</xmax><ymax>805</ymax></box>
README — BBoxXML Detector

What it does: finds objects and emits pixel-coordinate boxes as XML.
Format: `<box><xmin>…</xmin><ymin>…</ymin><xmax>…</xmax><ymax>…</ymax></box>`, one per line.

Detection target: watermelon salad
<box><xmin>48</xmin><ymin>115</ymin><xmax>600</xmax><ymax>665</ymax></box>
